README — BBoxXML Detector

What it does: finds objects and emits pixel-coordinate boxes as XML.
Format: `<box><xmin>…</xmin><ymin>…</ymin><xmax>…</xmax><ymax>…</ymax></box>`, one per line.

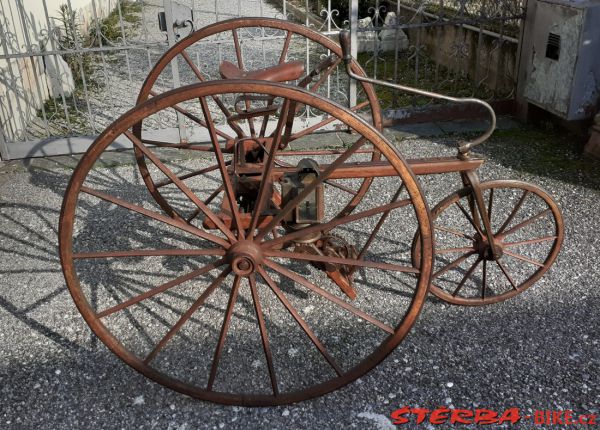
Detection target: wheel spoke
<box><xmin>481</xmin><ymin>260</ymin><xmax>487</xmax><ymax>300</ymax></box>
<box><xmin>200</xmin><ymin>96</ymin><xmax>245</xmax><ymax>239</ymax></box>
<box><xmin>308</xmin><ymin>58</ymin><xmax>342</xmax><ymax>94</ymax></box>
<box><xmin>497</xmin><ymin>190</ymin><xmax>529</xmax><ymax>234</ymax></box>
<box><xmin>155</xmin><ymin>163</ymin><xmax>228</xmax><ymax>188</ymax></box>
<box><xmin>487</xmin><ymin>188</ymin><xmax>494</xmax><ymax>221</ymax></box>
<box><xmin>80</xmin><ymin>186</ymin><xmax>229</xmax><ymax>248</ymax></box>
<box><xmin>500</xmin><ymin>209</ymin><xmax>552</xmax><ymax>237</ymax></box>
<box><xmin>435</xmin><ymin>246</ymin><xmax>476</xmax><ymax>255</ymax></box>
<box><xmin>140</xmin><ymin>139</ymin><xmax>215</xmax><ymax>152</ymax></box>
<box><xmin>455</xmin><ymin>201</ymin><xmax>484</xmax><ymax>237</ymax></box>
<box><xmin>264</xmin><ymin>260</ymin><xmax>395</xmax><ymax>334</ymax></box>
<box><xmin>263</xmin><ymin>195</ymin><xmax>412</xmax><ymax>250</ymax></box>
<box><xmin>325</xmin><ymin>179</ymin><xmax>358</xmax><ymax>196</ymax></box>
<box><xmin>496</xmin><ymin>259</ymin><xmax>518</xmax><ymax>290</ymax></box>
<box><xmin>97</xmin><ymin>258</ymin><xmax>226</xmax><ymax>318</ymax></box>
<box><xmin>232</xmin><ymin>29</ymin><xmax>257</xmax><ymax>137</ymax></box>
<box><xmin>288</xmin><ymin>101</ymin><xmax>370</xmax><ymax>142</ymax></box>
<box><xmin>503</xmin><ymin>250</ymin><xmax>545</xmax><ymax>267</ymax></box>
<box><xmin>432</xmin><ymin>251</ymin><xmax>477</xmax><ymax>279</ymax></box>
<box><xmin>503</xmin><ymin>235</ymin><xmax>558</xmax><ymax>247</ymax></box>
<box><xmin>349</xmin><ymin>184</ymin><xmax>405</xmax><ymax>276</ymax></box>
<box><xmin>73</xmin><ymin>248</ymin><xmax>225</xmax><ymax>259</ymax></box>
<box><xmin>207</xmin><ymin>275</ymin><xmax>243</xmax><ymax>390</ymax></box>
<box><xmin>186</xmin><ymin>186</ymin><xmax>225</xmax><ymax>223</ymax></box>
<box><xmin>249</xmin><ymin>274</ymin><xmax>278</xmax><ymax>396</ymax></box>
<box><xmin>278</xmin><ymin>30</ymin><xmax>292</xmax><ymax>64</ymax></box>
<box><xmin>255</xmin><ymin>137</ymin><xmax>368</xmax><ymax>241</ymax></box>
<box><xmin>144</xmin><ymin>267</ymin><xmax>231</xmax><ymax>364</ymax></box>
<box><xmin>451</xmin><ymin>257</ymin><xmax>482</xmax><ymax>297</ymax></box>
<box><xmin>179</xmin><ymin>51</ymin><xmax>244</xmax><ymax>136</ymax></box>
<box><xmin>247</xmin><ymin>99</ymin><xmax>292</xmax><ymax>238</ymax></box>
<box><xmin>257</xmin><ymin>267</ymin><xmax>343</xmax><ymax>376</ymax></box>
<box><xmin>126</xmin><ymin>130</ymin><xmax>237</xmax><ymax>242</ymax></box>
<box><xmin>148</xmin><ymin>89</ymin><xmax>234</xmax><ymax>141</ymax></box>
<box><xmin>265</xmin><ymin>249</ymin><xmax>419</xmax><ymax>274</ymax></box>
<box><xmin>434</xmin><ymin>225</ymin><xmax>474</xmax><ymax>241</ymax></box>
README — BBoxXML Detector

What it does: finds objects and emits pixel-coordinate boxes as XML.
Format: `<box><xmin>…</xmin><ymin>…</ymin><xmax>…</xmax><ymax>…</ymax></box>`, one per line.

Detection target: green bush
<box><xmin>87</xmin><ymin>0</ymin><xmax>141</xmax><ymax>46</ymax></box>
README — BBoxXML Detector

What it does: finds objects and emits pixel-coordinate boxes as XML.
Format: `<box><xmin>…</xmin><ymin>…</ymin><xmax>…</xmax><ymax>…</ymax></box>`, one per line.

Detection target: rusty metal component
<box><xmin>220</xmin><ymin>59</ymin><xmax>305</xmax><ymax>82</ymax></box>
<box><xmin>338</xmin><ymin>30</ymin><xmax>496</xmax><ymax>157</ymax></box>
<box><xmin>58</xmin><ymin>17</ymin><xmax>565</xmax><ymax>408</ymax></box>
<box><xmin>280</xmin><ymin>159</ymin><xmax>324</xmax><ymax>225</ymax></box>
<box><xmin>412</xmin><ymin>180</ymin><xmax>564</xmax><ymax>306</ymax></box>
<box><xmin>294</xmin><ymin>234</ymin><xmax>359</xmax><ymax>300</ymax></box>
<box><xmin>133</xmin><ymin>18</ymin><xmax>383</xmax><ymax>221</ymax></box>
<box><xmin>227</xmin><ymin>240</ymin><xmax>264</xmax><ymax>276</ymax></box>
<box><xmin>59</xmin><ymin>81</ymin><xmax>433</xmax><ymax>406</ymax></box>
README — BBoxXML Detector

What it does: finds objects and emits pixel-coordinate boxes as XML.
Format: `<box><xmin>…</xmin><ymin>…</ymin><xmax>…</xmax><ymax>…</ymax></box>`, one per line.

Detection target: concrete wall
<box><xmin>402</xmin><ymin>17</ymin><xmax>519</xmax><ymax>96</ymax></box>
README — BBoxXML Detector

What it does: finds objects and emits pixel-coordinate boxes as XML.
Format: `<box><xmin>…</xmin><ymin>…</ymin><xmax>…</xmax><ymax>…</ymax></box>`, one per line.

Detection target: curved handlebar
<box><xmin>338</xmin><ymin>30</ymin><xmax>496</xmax><ymax>156</ymax></box>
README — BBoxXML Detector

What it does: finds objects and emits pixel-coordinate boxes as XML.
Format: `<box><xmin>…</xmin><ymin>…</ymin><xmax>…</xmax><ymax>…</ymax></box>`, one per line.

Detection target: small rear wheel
<box><xmin>413</xmin><ymin>180</ymin><xmax>563</xmax><ymax>305</ymax></box>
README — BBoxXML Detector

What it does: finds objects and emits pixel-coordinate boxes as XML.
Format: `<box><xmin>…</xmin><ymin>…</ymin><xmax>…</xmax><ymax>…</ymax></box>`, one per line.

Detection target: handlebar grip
<box><xmin>338</xmin><ymin>30</ymin><xmax>352</xmax><ymax>64</ymax></box>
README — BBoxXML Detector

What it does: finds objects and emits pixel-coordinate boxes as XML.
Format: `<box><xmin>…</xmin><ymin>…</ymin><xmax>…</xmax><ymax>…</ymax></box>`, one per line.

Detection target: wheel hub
<box><xmin>473</xmin><ymin>233</ymin><xmax>504</xmax><ymax>260</ymax></box>
<box><xmin>227</xmin><ymin>240</ymin><xmax>263</xmax><ymax>276</ymax></box>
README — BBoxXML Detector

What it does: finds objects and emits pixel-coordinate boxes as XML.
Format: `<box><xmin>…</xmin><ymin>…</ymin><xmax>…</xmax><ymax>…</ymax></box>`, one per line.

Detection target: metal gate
<box><xmin>0</xmin><ymin>0</ymin><xmax>524</xmax><ymax>160</ymax></box>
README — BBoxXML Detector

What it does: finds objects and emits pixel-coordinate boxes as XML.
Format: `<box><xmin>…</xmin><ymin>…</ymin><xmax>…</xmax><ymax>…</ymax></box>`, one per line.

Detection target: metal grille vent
<box><xmin>545</xmin><ymin>32</ymin><xmax>561</xmax><ymax>60</ymax></box>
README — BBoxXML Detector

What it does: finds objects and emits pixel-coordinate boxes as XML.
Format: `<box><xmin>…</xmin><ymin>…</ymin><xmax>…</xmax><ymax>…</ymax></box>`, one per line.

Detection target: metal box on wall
<box><xmin>524</xmin><ymin>0</ymin><xmax>600</xmax><ymax>120</ymax></box>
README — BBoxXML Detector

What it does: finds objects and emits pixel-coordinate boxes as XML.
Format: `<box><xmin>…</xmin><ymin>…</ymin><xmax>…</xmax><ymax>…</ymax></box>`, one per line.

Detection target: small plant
<box><xmin>54</xmin><ymin>4</ymin><xmax>94</xmax><ymax>88</ymax></box>
<box><xmin>88</xmin><ymin>0</ymin><xmax>142</xmax><ymax>46</ymax></box>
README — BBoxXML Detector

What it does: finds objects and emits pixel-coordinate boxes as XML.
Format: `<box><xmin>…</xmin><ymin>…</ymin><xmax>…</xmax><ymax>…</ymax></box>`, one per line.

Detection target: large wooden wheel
<box><xmin>414</xmin><ymin>180</ymin><xmax>563</xmax><ymax>306</ymax></box>
<box><xmin>133</xmin><ymin>17</ymin><xmax>383</xmax><ymax>221</ymax></box>
<box><xmin>60</xmin><ymin>81</ymin><xmax>433</xmax><ymax>405</ymax></box>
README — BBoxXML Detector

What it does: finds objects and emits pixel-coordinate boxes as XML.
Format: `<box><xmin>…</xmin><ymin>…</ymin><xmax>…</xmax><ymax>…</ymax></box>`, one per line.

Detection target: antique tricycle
<box><xmin>59</xmin><ymin>18</ymin><xmax>563</xmax><ymax>405</ymax></box>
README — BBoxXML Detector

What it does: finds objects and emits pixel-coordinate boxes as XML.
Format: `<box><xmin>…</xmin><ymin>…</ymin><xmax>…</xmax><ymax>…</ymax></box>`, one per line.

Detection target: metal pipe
<box><xmin>338</xmin><ymin>30</ymin><xmax>496</xmax><ymax>156</ymax></box>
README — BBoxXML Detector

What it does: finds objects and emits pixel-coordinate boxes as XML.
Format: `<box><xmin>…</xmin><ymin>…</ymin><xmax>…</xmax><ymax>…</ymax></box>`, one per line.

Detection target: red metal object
<box><xmin>58</xmin><ymin>18</ymin><xmax>564</xmax><ymax>406</ymax></box>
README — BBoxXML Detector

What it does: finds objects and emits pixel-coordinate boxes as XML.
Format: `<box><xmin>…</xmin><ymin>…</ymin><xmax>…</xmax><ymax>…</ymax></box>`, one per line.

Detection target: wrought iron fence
<box><xmin>0</xmin><ymin>0</ymin><xmax>524</xmax><ymax>159</ymax></box>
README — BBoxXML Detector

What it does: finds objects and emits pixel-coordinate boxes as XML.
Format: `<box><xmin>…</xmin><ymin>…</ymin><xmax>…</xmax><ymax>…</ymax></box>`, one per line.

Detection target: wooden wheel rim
<box><xmin>418</xmin><ymin>180</ymin><xmax>563</xmax><ymax>306</ymax></box>
<box><xmin>133</xmin><ymin>17</ymin><xmax>382</xmax><ymax>221</ymax></box>
<box><xmin>60</xmin><ymin>81</ymin><xmax>432</xmax><ymax>405</ymax></box>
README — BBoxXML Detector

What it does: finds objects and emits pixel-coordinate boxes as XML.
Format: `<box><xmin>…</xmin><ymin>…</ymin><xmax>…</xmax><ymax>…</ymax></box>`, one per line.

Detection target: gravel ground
<box><xmin>1</xmin><ymin>126</ymin><xmax>599</xmax><ymax>429</ymax></box>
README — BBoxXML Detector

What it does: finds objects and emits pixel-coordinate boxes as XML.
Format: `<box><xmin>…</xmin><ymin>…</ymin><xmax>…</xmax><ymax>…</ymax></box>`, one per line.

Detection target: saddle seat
<box><xmin>219</xmin><ymin>60</ymin><xmax>305</xmax><ymax>82</ymax></box>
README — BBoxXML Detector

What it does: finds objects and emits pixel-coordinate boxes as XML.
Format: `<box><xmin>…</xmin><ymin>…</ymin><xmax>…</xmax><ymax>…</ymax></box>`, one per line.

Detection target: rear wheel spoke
<box><xmin>126</xmin><ymin>131</ymin><xmax>237</xmax><ymax>242</ymax></box>
<box><xmin>265</xmin><ymin>249</ymin><xmax>419</xmax><ymax>274</ymax></box>
<box><xmin>144</xmin><ymin>267</ymin><xmax>231</xmax><ymax>364</ymax></box>
<box><xmin>249</xmin><ymin>274</ymin><xmax>279</xmax><ymax>396</ymax></box>
<box><xmin>97</xmin><ymin>259</ymin><xmax>225</xmax><ymax>319</ymax></box>
<box><xmin>155</xmin><ymin>163</ymin><xmax>227</xmax><ymax>189</ymax></box>
<box><xmin>80</xmin><ymin>186</ymin><xmax>229</xmax><ymax>247</ymax></box>
<box><xmin>73</xmin><ymin>248</ymin><xmax>224</xmax><ymax>260</ymax></box>
<box><xmin>200</xmin><ymin>96</ymin><xmax>245</xmax><ymax>238</ymax></box>
<box><xmin>263</xmin><ymin>197</ymin><xmax>411</xmax><ymax>250</ymax></box>
<box><xmin>265</xmin><ymin>260</ymin><xmax>394</xmax><ymax>335</ymax></box>
<box><xmin>258</xmin><ymin>267</ymin><xmax>343</xmax><ymax>376</ymax></box>
<box><xmin>207</xmin><ymin>275</ymin><xmax>242</xmax><ymax>390</ymax></box>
